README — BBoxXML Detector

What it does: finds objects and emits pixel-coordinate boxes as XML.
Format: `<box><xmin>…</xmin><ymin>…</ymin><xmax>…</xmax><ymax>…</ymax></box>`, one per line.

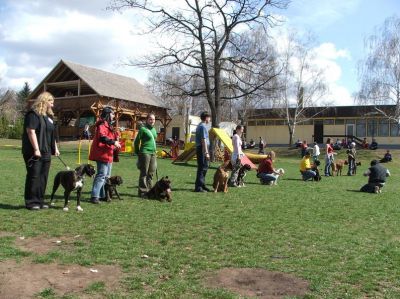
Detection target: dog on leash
<box><xmin>236</xmin><ymin>164</ymin><xmax>252</xmax><ymax>187</ymax></box>
<box><xmin>213</xmin><ymin>161</ymin><xmax>233</xmax><ymax>193</ymax></box>
<box><xmin>146</xmin><ymin>177</ymin><xmax>172</xmax><ymax>202</ymax></box>
<box><xmin>50</xmin><ymin>164</ymin><xmax>96</xmax><ymax>212</ymax></box>
<box><xmin>104</xmin><ymin>176</ymin><xmax>123</xmax><ymax>201</ymax></box>
<box><xmin>332</xmin><ymin>159</ymin><xmax>346</xmax><ymax>176</ymax></box>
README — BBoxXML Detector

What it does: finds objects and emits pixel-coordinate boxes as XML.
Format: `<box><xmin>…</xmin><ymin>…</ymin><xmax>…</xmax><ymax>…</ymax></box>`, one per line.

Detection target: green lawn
<box><xmin>0</xmin><ymin>139</ymin><xmax>399</xmax><ymax>298</ymax></box>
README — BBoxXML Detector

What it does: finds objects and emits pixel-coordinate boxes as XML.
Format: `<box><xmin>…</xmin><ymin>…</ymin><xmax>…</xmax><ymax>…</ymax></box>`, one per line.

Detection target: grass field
<box><xmin>0</xmin><ymin>139</ymin><xmax>399</xmax><ymax>298</ymax></box>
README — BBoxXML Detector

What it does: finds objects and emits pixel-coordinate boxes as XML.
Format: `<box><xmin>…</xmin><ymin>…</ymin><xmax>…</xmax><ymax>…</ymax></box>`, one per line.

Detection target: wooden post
<box><xmin>78</xmin><ymin>79</ymin><xmax>81</xmax><ymax>96</ymax></box>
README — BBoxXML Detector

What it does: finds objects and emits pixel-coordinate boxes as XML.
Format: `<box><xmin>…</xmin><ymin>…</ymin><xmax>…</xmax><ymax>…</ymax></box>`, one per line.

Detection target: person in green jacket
<box><xmin>134</xmin><ymin>113</ymin><xmax>157</xmax><ymax>197</ymax></box>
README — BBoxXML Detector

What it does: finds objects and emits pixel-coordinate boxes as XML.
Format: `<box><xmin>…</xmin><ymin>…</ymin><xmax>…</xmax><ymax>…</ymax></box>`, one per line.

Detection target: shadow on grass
<box><xmin>347</xmin><ymin>189</ymin><xmax>362</xmax><ymax>193</ymax></box>
<box><xmin>0</xmin><ymin>203</ymin><xmax>26</xmax><ymax>210</ymax></box>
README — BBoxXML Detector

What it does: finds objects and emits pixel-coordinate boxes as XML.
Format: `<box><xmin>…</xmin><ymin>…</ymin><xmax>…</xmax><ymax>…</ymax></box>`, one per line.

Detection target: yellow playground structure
<box><xmin>173</xmin><ymin>128</ymin><xmax>258</xmax><ymax>169</ymax></box>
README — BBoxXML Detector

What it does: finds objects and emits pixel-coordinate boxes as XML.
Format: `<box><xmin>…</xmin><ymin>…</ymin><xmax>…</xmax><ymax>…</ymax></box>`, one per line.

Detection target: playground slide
<box><xmin>209</xmin><ymin>128</ymin><xmax>257</xmax><ymax>169</ymax></box>
<box><xmin>173</xmin><ymin>128</ymin><xmax>267</xmax><ymax>168</ymax></box>
<box><xmin>173</xmin><ymin>142</ymin><xmax>196</xmax><ymax>163</ymax></box>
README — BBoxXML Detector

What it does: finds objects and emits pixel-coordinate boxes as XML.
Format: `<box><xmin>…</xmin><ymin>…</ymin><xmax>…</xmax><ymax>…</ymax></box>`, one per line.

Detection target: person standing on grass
<box><xmin>347</xmin><ymin>142</ymin><xmax>357</xmax><ymax>176</ymax></box>
<box><xmin>324</xmin><ymin>137</ymin><xmax>334</xmax><ymax>176</ymax></box>
<box><xmin>258</xmin><ymin>137</ymin><xmax>265</xmax><ymax>154</ymax></box>
<box><xmin>360</xmin><ymin>160</ymin><xmax>390</xmax><ymax>193</ymax></box>
<box><xmin>22</xmin><ymin>91</ymin><xmax>60</xmax><ymax>210</ymax></box>
<box><xmin>300</xmin><ymin>140</ymin><xmax>308</xmax><ymax>157</ymax></box>
<box><xmin>194</xmin><ymin>111</ymin><xmax>211</xmax><ymax>192</ymax></box>
<box><xmin>312</xmin><ymin>142</ymin><xmax>320</xmax><ymax>162</ymax></box>
<box><xmin>89</xmin><ymin>107</ymin><xmax>121</xmax><ymax>204</ymax></box>
<box><xmin>134</xmin><ymin>113</ymin><xmax>158</xmax><ymax>197</ymax></box>
<box><xmin>299</xmin><ymin>151</ymin><xmax>317</xmax><ymax>181</ymax></box>
<box><xmin>229</xmin><ymin>125</ymin><xmax>244</xmax><ymax>187</ymax></box>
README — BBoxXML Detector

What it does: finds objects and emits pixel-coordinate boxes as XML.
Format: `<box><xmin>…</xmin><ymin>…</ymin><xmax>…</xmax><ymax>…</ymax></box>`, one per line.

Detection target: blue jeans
<box><xmin>301</xmin><ymin>170</ymin><xmax>316</xmax><ymax>181</ymax></box>
<box><xmin>258</xmin><ymin>173</ymin><xmax>278</xmax><ymax>183</ymax></box>
<box><xmin>324</xmin><ymin>155</ymin><xmax>333</xmax><ymax>176</ymax></box>
<box><xmin>195</xmin><ymin>146</ymin><xmax>209</xmax><ymax>191</ymax></box>
<box><xmin>91</xmin><ymin>161</ymin><xmax>112</xmax><ymax>198</ymax></box>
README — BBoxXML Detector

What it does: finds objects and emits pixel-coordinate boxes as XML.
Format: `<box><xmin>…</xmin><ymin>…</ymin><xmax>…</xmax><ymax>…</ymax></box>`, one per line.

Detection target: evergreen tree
<box><xmin>17</xmin><ymin>82</ymin><xmax>31</xmax><ymax>111</ymax></box>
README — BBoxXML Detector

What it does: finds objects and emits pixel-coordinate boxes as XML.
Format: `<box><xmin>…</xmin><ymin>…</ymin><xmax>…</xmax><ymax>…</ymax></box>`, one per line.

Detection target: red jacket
<box><xmin>89</xmin><ymin>120</ymin><xmax>118</xmax><ymax>163</ymax></box>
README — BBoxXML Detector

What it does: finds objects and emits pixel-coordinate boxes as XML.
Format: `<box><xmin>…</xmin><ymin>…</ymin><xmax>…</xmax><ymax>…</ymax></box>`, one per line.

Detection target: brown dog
<box><xmin>104</xmin><ymin>176</ymin><xmax>123</xmax><ymax>201</ymax></box>
<box><xmin>332</xmin><ymin>159</ymin><xmax>346</xmax><ymax>176</ymax></box>
<box><xmin>146</xmin><ymin>177</ymin><xmax>172</xmax><ymax>202</ymax></box>
<box><xmin>213</xmin><ymin>161</ymin><xmax>233</xmax><ymax>193</ymax></box>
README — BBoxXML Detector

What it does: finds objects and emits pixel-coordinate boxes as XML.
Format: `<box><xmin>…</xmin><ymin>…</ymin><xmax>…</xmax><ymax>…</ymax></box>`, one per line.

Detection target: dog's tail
<box><xmin>50</xmin><ymin>173</ymin><xmax>62</xmax><ymax>201</ymax></box>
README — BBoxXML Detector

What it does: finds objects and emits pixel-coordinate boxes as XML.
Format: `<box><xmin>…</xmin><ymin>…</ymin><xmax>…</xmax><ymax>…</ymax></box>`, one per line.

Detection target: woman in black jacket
<box><xmin>22</xmin><ymin>92</ymin><xmax>60</xmax><ymax>210</ymax></box>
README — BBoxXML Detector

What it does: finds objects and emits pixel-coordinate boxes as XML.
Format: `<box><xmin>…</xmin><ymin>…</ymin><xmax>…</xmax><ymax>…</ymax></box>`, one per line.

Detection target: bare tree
<box><xmin>275</xmin><ymin>32</ymin><xmax>329</xmax><ymax>146</ymax></box>
<box><xmin>227</xmin><ymin>27</ymin><xmax>281</xmax><ymax>124</ymax></box>
<box><xmin>356</xmin><ymin>15</ymin><xmax>400</xmax><ymax>124</ymax></box>
<box><xmin>108</xmin><ymin>0</ymin><xmax>288</xmax><ymax>128</ymax></box>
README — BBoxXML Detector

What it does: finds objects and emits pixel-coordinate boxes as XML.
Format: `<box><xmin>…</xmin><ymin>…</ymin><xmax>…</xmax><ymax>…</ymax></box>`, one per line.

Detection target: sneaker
<box><xmin>27</xmin><ymin>205</ymin><xmax>40</xmax><ymax>211</ymax></box>
<box><xmin>202</xmin><ymin>186</ymin><xmax>211</xmax><ymax>192</ymax></box>
<box><xmin>41</xmin><ymin>204</ymin><xmax>49</xmax><ymax>209</ymax></box>
<box><xmin>194</xmin><ymin>188</ymin><xmax>207</xmax><ymax>193</ymax></box>
<box><xmin>374</xmin><ymin>186</ymin><xmax>379</xmax><ymax>194</ymax></box>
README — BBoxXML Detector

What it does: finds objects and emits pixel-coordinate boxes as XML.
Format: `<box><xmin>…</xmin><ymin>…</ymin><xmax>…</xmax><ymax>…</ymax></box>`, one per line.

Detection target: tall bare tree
<box><xmin>356</xmin><ymin>15</ymin><xmax>400</xmax><ymax>124</ymax></box>
<box><xmin>275</xmin><ymin>32</ymin><xmax>329</xmax><ymax>146</ymax></box>
<box><xmin>108</xmin><ymin>0</ymin><xmax>288</xmax><ymax>128</ymax></box>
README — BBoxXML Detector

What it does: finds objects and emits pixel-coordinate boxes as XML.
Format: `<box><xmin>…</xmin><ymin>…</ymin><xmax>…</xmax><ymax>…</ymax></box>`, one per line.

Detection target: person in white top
<box><xmin>229</xmin><ymin>125</ymin><xmax>244</xmax><ymax>187</ymax></box>
<box><xmin>312</xmin><ymin>142</ymin><xmax>320</xmax><ymax>162</ymax></box>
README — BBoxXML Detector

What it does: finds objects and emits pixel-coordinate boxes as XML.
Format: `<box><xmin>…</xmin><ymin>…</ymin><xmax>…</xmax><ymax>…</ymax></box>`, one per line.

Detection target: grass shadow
<box><xmin>0</xmin><ymin>203</ymin><xmax>26</xmax><ymax>210</ymax></box>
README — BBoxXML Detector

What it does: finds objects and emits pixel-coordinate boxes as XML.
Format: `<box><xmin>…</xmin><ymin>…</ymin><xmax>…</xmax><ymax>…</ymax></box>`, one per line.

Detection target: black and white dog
<box><xmin>236</xmin><ymin>164</ymin><xmax>252</xmax><ymax>187</ymax></box>
<box><xmin>104</xmin><ymin>176</ymin><xmax>123</xmax><ymax>201</ymax></box>
<box><xmin>50</xmin><ymin>164</ymin><xmax>96</xmax><ymax>211</ymax></box>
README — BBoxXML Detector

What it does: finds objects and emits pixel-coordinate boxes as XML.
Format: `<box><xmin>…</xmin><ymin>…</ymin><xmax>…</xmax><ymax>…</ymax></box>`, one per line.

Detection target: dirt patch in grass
<box><xmin>204</xmin><ymin>268</ymin><xmax>309</xmax><ymax>299</ymax></box>
<box><xmin>0</xmin><ymin>260</ymin><xmax>122</xmax><ymax>298</ymax></box>
<box><xmin>14</xmin><ymin>235</ymin><xmax>84</xmax><ymax>254</ymax></box>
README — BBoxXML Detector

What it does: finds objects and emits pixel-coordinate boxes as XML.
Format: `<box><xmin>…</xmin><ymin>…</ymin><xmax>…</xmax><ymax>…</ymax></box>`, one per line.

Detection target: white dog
<box><xmin>273</xmin><ymin>168</ymin><xmax>285</xmax><ymax>185</ymax></box>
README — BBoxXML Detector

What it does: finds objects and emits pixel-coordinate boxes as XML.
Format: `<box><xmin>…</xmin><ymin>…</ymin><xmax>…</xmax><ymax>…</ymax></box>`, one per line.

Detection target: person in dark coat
<box><xmin>89</xmin><ymin>107</ymin><xmax>121</xmax><ymax>204</ymax></box>
<box><xmin>22</xmin><ymin>92</ymin><xmax>60</xmax><ymax>210</ymax></box>
<box><xmin>360</xmin><ymin>160</ymin><xmax>390</xmax><ymax>193</ymax></box>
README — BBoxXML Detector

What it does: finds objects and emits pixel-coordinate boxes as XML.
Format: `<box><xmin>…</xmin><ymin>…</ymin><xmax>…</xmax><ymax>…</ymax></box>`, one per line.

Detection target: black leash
<box><xmin>57</xmin><ymin>155</ymin><xmax>71</xmax><ymax>170</ymax></box>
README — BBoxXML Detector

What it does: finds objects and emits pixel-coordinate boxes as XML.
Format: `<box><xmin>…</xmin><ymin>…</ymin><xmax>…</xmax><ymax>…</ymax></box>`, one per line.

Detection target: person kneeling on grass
<box><xmin>380</xmin><ymin>150</ymin><xmax>392</xmax><ymax>163</ymax></box>
<box><xmin>360</xmin><ymin>160</ymin><xmax>390</xmax><ymax>194</ymax></box>
<box><xmin>299</xmin><ymin>152</ymin><xmax>316</xmax><ymax>181</ymax></box>
<box><xmin>257</xmin><ymin>151</ymin><xmax>281</xmax><ymax>185</ymax></box>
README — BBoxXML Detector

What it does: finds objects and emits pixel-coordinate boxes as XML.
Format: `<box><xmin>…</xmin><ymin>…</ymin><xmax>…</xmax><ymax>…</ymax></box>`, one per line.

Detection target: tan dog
<box><xmin>332</xmin><ymin>159</ymin><xmax>346</xmax><ymax>176</ymax></box>
<box><xmin>213</xmin><ymin>161</ymin><xmax>233</xmax><ymax>193</ymax></box>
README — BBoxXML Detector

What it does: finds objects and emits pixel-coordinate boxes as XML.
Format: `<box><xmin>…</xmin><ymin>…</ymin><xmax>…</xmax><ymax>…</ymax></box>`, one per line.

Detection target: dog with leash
<box><xmin>50</xmin><ymin>163</ymin><xmax>96</xmax><ymax>211</ymax></box>
<box><xmin>146</xmin><ymin>176</ymin><xmax>172</xmax><ymax>202</ymax></box>
<box><xmin>104</xmin><ymin>176</ymin><xmax>123</xmax><ymax>201</ymax></box>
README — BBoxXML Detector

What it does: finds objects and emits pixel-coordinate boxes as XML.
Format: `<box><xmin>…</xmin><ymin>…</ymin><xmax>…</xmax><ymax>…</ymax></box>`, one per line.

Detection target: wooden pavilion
<box><xmin>28</xmin><ymin>60</ymin><xmax>171</xmax><ymax>141</ymax></box>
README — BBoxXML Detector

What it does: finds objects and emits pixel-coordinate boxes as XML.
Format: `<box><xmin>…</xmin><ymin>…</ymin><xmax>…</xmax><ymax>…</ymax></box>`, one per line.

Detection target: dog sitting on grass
<box><xmin>104</xmin><ymin>176</ymin><xmax>123</xmax><ymax>201</ymax></box>
<box><xmin>312</xmin><ymin>160</ymin><xmax>322</xmax><ymax>181</ymax></box>
<box><xmin>146</xmin><ymin>177</ymin><xmax>172</xmax><ymax>202</ymax></box>
<box><xmin>50</xmin><ymin>164</ymin><xmax>96</xmax><ymax>212</ymax></box>
<box><xmin>213</xmin><ymin>160</ymin><xmax>233</xmax><ymax>193</ymax></box>
<box><xmin>236</xmin><ymin>164</ymin><xmax>252</xmax><ymax>187</ymax></box>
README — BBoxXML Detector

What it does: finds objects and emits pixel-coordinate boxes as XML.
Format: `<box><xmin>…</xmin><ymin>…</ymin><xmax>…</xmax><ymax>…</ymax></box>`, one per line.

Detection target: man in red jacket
<box><xmin>89</xmin><ymin>107</ymin><xmax>121</xmax><ymax>204</ymax></box>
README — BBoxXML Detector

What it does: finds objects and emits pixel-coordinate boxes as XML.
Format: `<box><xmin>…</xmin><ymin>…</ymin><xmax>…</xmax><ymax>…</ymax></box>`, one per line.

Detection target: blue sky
<box><xmin>284</xmin><ymin>0</ymin><xmax>400</xmax><ymax>95</ymax></box>
<box><xmin>0</xmin><ymin>0</ymin><xmax>399</xmax><ymax>106</ymax></box>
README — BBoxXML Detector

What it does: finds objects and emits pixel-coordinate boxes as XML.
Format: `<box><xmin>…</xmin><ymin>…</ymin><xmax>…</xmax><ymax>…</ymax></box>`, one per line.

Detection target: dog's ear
<box><xmin>75</xmin><ymin>164</ymin><xmax>84</xmax><ymax>173</ymax></box>
<box><xmin>165</xmin><ymin>176</ymin><xmax>169</xmax><ymax>179</ymax></box>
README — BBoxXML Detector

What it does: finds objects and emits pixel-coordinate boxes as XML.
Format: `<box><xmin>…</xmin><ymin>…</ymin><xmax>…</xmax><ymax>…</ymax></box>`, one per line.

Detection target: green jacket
<box><xmin>134</xmin><ymin>125</ymin><xmax>157</xmax><ymax>154</ymax></box>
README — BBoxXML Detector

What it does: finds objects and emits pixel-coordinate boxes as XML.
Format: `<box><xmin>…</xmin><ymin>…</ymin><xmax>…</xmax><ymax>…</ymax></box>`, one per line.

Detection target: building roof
<box><xmin>30</xmin><ymin>59</ymin><xmax>165</xmax><ymax>108</ymax></box>
<box><xmin>242</xmin><ymin>105</ymin><xmax>396</xmax><ymax>119</ymax></box>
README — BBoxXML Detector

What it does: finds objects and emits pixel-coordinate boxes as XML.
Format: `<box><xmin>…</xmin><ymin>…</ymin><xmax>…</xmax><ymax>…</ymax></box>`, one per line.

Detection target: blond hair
<box><xmin>32</xmin><ymin>92</ymin><xmax>54</xmax><ymax>116</ymax></box>
<box><xmin>268</xmin><ymin>151</ymin><xmax>276</xmax><ymax>160</ymax></box>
